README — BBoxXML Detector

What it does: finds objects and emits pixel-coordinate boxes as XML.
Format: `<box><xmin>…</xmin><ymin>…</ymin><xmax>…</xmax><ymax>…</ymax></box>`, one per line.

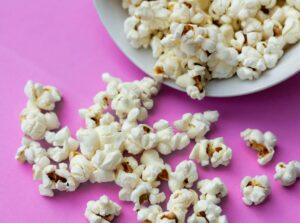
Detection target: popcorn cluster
<box><xmin>16</xmin><ymin>77</ymin><xmax>299</xmax><ymax>221</ymax></box>
<box><xmin>121</xmin><ymin>0</ymin><xmax>300</xmax><ymax>99</ymax></box>
<box><xmin>16</xmin><ymin>77</ymin><xmax>229</xmax><ymax>222</ymax></box>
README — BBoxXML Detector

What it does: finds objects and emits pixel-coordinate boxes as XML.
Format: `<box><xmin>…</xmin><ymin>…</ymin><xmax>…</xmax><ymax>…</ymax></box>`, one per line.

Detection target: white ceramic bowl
<box><xmin>94</xmin><ymin>0</ymin><xmax>300</xmax><ymax>97</ymax></box>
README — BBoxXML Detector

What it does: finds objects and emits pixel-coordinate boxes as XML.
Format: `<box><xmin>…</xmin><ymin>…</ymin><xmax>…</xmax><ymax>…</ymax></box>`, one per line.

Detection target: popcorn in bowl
<box><xmin>120</xmin><ymin>0</ymin><xmax>300</xmax><ymax>100</ymax></box>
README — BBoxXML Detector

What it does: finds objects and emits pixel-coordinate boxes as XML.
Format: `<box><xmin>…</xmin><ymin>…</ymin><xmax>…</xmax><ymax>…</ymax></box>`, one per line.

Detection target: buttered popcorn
<box><xmin>241</xmin><ymin>128</ymin><xmax>277</xmax><ymax>165</ymax></box>
<box><xmin>241</xmin><ymin>175</ymin><xmax>271</xmax><ymax>206</ymax></box>
<box><xmin>120</xmin><ymin>0</ymin><xmax>300</xmax><ymax>100</ymax></box>
<box><xmin>190</xmin><ymin>137</ymin><xmax>232</xmax><ymax>168</ymax></box>
<box><xmin>274</xmin><ymin>161</ymin><xmax>300</xmax><ymax>186</ymax></box>
<box><xmin>85</xmin><ymin>195</ymin><xmax>121</xmax><ymax>223</ymax></box>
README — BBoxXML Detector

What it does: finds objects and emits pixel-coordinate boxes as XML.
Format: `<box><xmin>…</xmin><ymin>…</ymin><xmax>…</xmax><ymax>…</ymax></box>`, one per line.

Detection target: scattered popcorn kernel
<box><xmin>187</xmin><ymin>199</ymin><xmax>227</xmax><ymax>223</ymax></box>
<box><xmin>115</xmin><ymin>157</ymin><xmax>144</xmax><ymax>201</ymax></box>
<box><xmin>45</xmin><ymin>127</ymin><xmax>79</xmax><ymax>162</ymax></box>
<box><xmin>20</xmin><ymin>103</ymin><xmax>60</xmax><ymax>140</ymax></box>
<box><xmin>274</xmin><ymin>161</ymin><xmax>300</xmax><ymax>186</ymax></box>
<box><xmin>168</xmin><ymin>160</ymin><xmax>198</xmax><ymax>192</ymax></box>
<box><xmin>85</xmin><ymin>195</ymin><xmax>121</xmax><ymax>223</ymax></box>
<box><xmin>190</xmin><ymin>137</ymin><xmax>232</xmax><ymax>168</ymax></box>
<box><xmin>69</xmin><ymin>153</ymin><xmax>94</xmax><ymax>183</ymax></box>
<box><xmin>240</xmin><ymin>175</ymin><xmax>271</xmax><ymax>205</ymax></box>
<box><xmin>137</xmin><ymin>205</ymin><xmax>162</xmax><ymax>223</ymax></box>
<box><xmin>167</xmin><ymin>189</ymin><xmax>198</xmax><ymax>215</ymax></box>
<box><xmin>141</xmin><ymin>150</ymin><xmax>171</xmax><ymax>186</ymax></box>
<box><xmin>174</xmin><ymin>111</ymin><xmax>219</xmax><ymax>141</ymax></box>
<box><xmin>241</xmin><ymin>128</ymin><xmax>277</xmax><ymax>165</ymax></box>
<box><xmin>24</xmin><ymin>80</ymin><xmax>61</xmax><ymax>111</ymax></box>
<box><xmin>156</xmin><ymin>211</ymin><xmax>185</xmax><ymax>223</ymax></box>
<box><xmin>131</xmin><ymin>182</ymin><xmax>166</xmax><ymax>211</ymax></box>
<box><xmin>197</xmin><ymin>177</ymin><xmax>228</xmax><ymax>204</ymax></box>
<box><xmin>39</xmin><ymin>163</ymin><xmax>78</xmax><ymax>197</ymax></box>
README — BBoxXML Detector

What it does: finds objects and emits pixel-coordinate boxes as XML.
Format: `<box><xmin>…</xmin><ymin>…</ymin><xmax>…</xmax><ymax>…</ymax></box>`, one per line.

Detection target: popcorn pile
<box><xmin>121</xmin><ymin>0</ymin><xmax>300</xmax><ymax>99</ymax></box>
<box><xmin>16</xmin><ymin>76</ymin><xmax>300</xmax><ymax>222</ymax></box>
<box><xmin>16</xmin><ymin>75</ymin><xmax>231</xmax><ymax>222</ymax></box>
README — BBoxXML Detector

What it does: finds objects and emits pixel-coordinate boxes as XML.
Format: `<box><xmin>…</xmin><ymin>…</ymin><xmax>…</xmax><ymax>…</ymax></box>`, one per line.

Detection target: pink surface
<box><xmin>0</xmin><ymin>1</ymin><xmax>299</xmax><ymax>222</ymax></box>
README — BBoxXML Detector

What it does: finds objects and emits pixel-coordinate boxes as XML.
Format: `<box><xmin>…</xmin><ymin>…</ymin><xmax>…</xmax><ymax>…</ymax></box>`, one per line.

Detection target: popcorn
<box><xmin>170</xmin><ymin>1</ymin><xmax>211</xmax><ymax>25</ymax></box>
<box><xmin>24</xmin><ymin>80</ymin><xmax>61</xmax><ymax>111</ymax></box>
<box><xmin>287</xmin><ymin>0</ymin><xmax>300</xmax><ymax>11</ymax></box>
<box><xmin>154</xmin><ymin>49</ymin><xmax>185</xmax><ymax>81</ymax></box>
<box><xmin>39</xmin><ymin>163</ymin><xmax>78</xmax><ymax>197</ymax></box>
<box><xmin>69</xmin><ymin>153</ymin><xmax>94</xmax><ymax>183</ymax></box>
<box><xmin>125</xmin><ymin>124</ymin><xmax>157</xmax><ymax>155</ymax></box>
<box><xmin>176</xmin><ymin>66</ymin><xmax>209</xmax><ymax>100</ymax></box>
<box><xmin>115</xmin><ymin>157</ymin><xmax>144</xmax><ymax>201</ymax></box>
<box><xmin>174</xmin><ymin>111</ymin><xmax>219</xmax><ymax>141</ymax></box>
<box><xmin>282</xmin><ymin>17</ymin><xmax>300</xmax><ymax>44</ymax></box>
<box><xmin>187</xmin><ymin>200</ymin><xmax>227</xmax><ymax>223</ymax></box>
<box><xmin>156</xmin><ymin>211</ymin><xmax>185</xmax><ymax>223</ymax></box>
<box><xmin>190</xmin><ymin>137</ymin><xmax>232</xmax><ymax>168</ymax></box>
<box><xmin>141</xmin><ymin>150</ymin><xmax>171</xmax><ymax>186</ymax></box>
<box><xmin>76</xmin><ymin>128</ymin><xmax>100</xmax><ymax>159</ymax></box>
<box><xmin>45</xmin><ymin>127</ymin><xmax>79</xmax><ymax>162</ymax></box>
<box><xmin>79</xmin><ymin>104</ymin><xmax>105</xmax><ymax>129</ymax></box>
<box><xmin>15</xmin><ymin>137</ymin><xmax>51</xmax><ymax>180</ymax></box>
<box><xmin>137</xmin><ymin>205</ymin><xmax>162</xmax><ymax>223</ymax></box>
<box><xmin>103</xmin><ymin>73</ymin><xmax>159</xmax><ymax>122</ymax></box>
<box><xmin>153</xmin><ymin>120</ymin><xmax>190</xmax><ymax>155</ymax></box>
<box><xmin>274</xmin><ymin>161</ymin><xmax>300</xmax><ymax>186</ymax></box>
<box><xmin>241</xmin><ymin>128</ymin><xmax>277</xmax><ymax>165</ymax></box>
<box><xmin>90</xmin><ymin>144</ymin><xmax>123</xmax><ymax>183</ymax></box>
<box><xmin>20</xmin><ymin>103</ymin><xmax>60</xmax><ymax>140</ymax></box>
<box><xmin>16</xmin><ymin>137</ymin><xmax>47</xmax><ymax>164</ymax></box>
<box><xmin>197</xmin><ymin>177</ymin><xmax>228</xmax><ymax>204</ymax></box>
<box><xmin>240</xmin><ymin>175</ymin><xmax>271</xmax><ymax>205</ymax></box>
<box><xmin>168</xmin><ymin>160</ymin><xmax>198</xmax><ymax>192</ymax></box>
<box><xmin>120</xmin><ymin>0</ymin><xmax>300</xmax><ymax>100</ymax></box>
<box><xmin>207</xmin><ymin>43</ymin><xmax>239</xmax><ymax>79</ymax></box>
<box><xmin>228</xmin><ymin>0</ymin><xmax>261</xmax><ymax>21</ymax></box>
<box><xmin>167</xmin><ymin>189</ymin><xmax>198</xmax><ymax>215</ymax></box>
<box><xmin>130</xmin><ymin>181</ymin><xmax>166</xmax><ymax>211</ymax></box>
<box><xmin>209</xmin><ymin>0</ymin><xmax>231</xmax><ymax>21</ymax></box>
<box><xmin>85</xmin><ymin>195</ymin><xmax>121</xmax><ymax>223</ymax></box>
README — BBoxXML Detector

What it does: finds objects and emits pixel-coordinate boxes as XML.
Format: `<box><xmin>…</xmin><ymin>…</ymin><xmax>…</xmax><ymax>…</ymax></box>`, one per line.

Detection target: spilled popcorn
<box><xmin>240</xmin><ymin>175</ymin><xmax>271</xmax><ymax>206</ymax></box>
<box><xmin>15</xmin><ymin>75</ymin><xmax>299</xmax><ymax>222</ymax></box>
<box><xmin>121</xmin><ymin>0</ymin><xmax>300</xmax><ymax>100</ymax></box>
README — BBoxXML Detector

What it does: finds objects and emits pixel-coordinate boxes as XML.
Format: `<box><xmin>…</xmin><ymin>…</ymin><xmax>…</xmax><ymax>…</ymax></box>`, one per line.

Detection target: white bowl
<box><xmin>94</xmin><ymin>0</ymin><xmax>300</xmax><ymax>97</ymax></box>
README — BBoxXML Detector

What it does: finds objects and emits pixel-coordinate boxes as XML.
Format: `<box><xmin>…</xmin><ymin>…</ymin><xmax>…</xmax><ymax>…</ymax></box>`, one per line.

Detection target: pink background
<box><xmin>0</xmin><ymin>1</ymin><xmax>299</xmax><ymax>222</ymax></box>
